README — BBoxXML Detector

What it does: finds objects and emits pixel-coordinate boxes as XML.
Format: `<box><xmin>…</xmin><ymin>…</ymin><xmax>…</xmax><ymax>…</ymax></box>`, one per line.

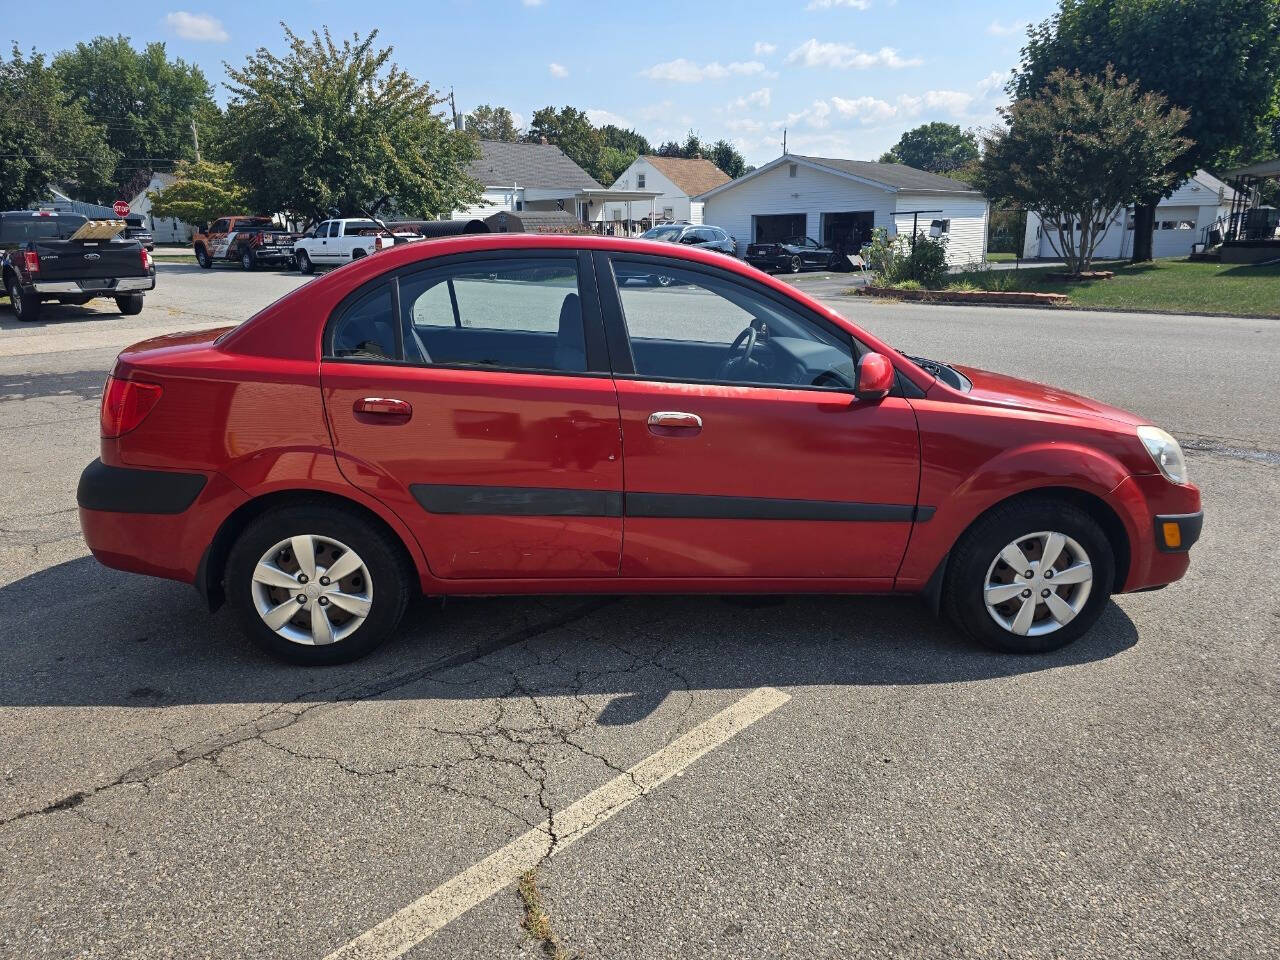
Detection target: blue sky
<box><xmin>12</xmin><ymin>0</ymin><xmax>1058</xmax><ymax>166</ymax></box>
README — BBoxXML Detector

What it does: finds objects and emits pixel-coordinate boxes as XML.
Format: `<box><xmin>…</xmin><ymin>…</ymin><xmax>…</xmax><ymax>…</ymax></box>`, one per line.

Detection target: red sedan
<box><xmin>77</xmin><ymin>235</ymin><xmax>1202</xmax><ymax>664</ymax></box>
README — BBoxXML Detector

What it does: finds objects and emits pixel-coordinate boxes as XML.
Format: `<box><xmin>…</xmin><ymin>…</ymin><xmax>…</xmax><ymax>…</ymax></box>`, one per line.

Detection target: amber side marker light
<box><xmin>1162</xmin><ymin>521</ymin><xmax>1183</xmax><ymax>549</ymax></box>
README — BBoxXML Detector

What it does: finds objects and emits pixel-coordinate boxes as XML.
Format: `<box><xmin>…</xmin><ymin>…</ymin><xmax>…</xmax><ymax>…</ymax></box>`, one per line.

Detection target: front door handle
<box><xmin>354</xmin><ymin>397</ymin><xmax>412</xmax><ymax>420</ymax></box>
<box><xmin>647</xmin><ymin>411</ymin><xmax>702</xmax><ymax>436</ymax></box>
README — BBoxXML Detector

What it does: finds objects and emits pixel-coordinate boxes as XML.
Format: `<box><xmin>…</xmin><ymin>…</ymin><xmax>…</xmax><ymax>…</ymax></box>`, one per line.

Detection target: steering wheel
<box><xmin>718</xmin><ymin>325</ymin><xmax>760</xmax><ymax>380</ymax></box>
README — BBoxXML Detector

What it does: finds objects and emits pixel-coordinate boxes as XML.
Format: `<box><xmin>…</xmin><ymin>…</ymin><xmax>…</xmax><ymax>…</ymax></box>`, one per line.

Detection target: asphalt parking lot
<box><xmin>1</xmin><ymin>262</ymin><xmax>1277</xmax><ymax>959</ymax></box>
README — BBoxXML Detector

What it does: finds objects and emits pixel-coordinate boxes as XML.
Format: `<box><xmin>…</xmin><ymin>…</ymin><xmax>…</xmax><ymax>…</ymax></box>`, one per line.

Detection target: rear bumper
<box><xmin>77</xmin><ymin>459</ymin><xmax>247</xmax><ymax>584</ymax></box>
<box><xmin>745</xmin><ymin>254</ymin><xmax>789</xmax><ymax>270</ymax></box>
<box><xmin>34</xmin><ymin>276</ymin><xmax>155</xmax><ymax>294</ymax></box>
<box><xmin>250</xmin><ymin>247</ymin><xmax>295</xmax><ymax>262</ymax></box>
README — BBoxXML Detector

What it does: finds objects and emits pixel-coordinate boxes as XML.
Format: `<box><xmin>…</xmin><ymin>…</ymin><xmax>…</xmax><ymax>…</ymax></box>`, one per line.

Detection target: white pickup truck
<box><xmin>292</xmin><ymin>218</ymin><xmax>421</xmax><ymax>273</ymax></box>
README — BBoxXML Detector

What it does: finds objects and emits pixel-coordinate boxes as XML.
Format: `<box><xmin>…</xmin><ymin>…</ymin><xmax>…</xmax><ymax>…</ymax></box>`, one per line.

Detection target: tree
<box><xmin>1014</xmin><ymin>0</ymin><xmax>1280</xmax><ymax>260</ymax></box>
<box><xmin>148</xmin><ymin>159</ymin><xmax>248</xmax><ymax>226</ymax></box>
<box><xmin>655</xmin><ymin>140</ymin><xmax>682</xmax><ymax>158</ymax></box>
<box><xmin>222</xmin><ymin>25</ymin><xmax>480</xmax><ymax>222</ymax></box>
<box><xmin>879</xmin><ymin>122</ymin><xmax>980</xmax><ymax>175</ymax></box>
<box><xmin>53</xmin><ymin>35</ymin><xmax>217</xmax><ymax>202</ymax></box>
<box><xmin>599</xmin><ymin>124</ymin><xmax>651</xmax><ymax>157</ymax></box>
<box><xmin>708</xmin><ymin>139</ymin><xmax>747</xmax><ymax>178</ymax></box>
<box><xmin>0</xmin><ymin>45</ymin><xmax>117</xmax><ymax>209</ymax></box>
<box><xmin>523</xmin><ymin>106</ymin><xmax>606</xmax><ymax>182</ymax></box>
<box><xmin>465</xmin><ymin>104</ymin><xmax>520</xmax><ymax>141</ymax></box>
<box><xmin>975</xmin><ymin>68</ymin><xmax>1190</xmax><ymax>275</ymax></box>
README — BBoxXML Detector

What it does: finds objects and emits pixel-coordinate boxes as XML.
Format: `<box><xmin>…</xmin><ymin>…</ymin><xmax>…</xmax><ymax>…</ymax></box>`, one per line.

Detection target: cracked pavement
<box><xmin>0</xmin><ymin>267</ymin><xmax>1277</xmax><ymax>959</ymax></box>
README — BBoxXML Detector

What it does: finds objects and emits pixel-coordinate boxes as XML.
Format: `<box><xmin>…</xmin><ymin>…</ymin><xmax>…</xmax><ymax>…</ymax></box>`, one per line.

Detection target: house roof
<box><xmin>643</xmin><ymin>156</ymin><xmax>731</xmax><ymax>197</ymax></box>
<box><xmin>694</xmin><ymin>153</ymin><xmax>984</xmax><ymax>201</ymax></box>
<box><xmin>467</xmin><ymin>140</ymin><xmax>602</xmax><ymax>191</ymax></box>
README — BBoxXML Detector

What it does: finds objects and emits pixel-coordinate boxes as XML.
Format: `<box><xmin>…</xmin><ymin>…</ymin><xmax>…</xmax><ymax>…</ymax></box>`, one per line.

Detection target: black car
<box><xmin>123</xmin><ymin>215</ymin><xmax>154</xmax><ymax>251</ymax></box>
<box><xmin>745</xmin><ymin>236</ymin><xmax>837</xmax><ymax>273</ymax></box>
<box><xmin>640</xmin><ymin>223</ymin><xmax>737</xmax><ymax>256</ymax></box>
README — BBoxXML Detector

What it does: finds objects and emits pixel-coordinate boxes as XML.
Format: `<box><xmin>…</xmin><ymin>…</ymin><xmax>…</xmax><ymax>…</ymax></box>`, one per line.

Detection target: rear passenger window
<box><xmin>331</xmin><ymin>285</ymin><xmax>397</xmax><ymax>360</ymax></box>
<box><xmin>397</xmin><ymin>258</ymin><xmax>587</xmax><ymax>373</ymax></box>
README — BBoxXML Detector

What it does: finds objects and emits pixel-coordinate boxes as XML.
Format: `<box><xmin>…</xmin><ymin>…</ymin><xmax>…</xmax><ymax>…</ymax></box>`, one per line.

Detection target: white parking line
<box><xmin>321</xmin><ymin>686</ymin><xmax>792</xmax><ymax>960</ymax></box>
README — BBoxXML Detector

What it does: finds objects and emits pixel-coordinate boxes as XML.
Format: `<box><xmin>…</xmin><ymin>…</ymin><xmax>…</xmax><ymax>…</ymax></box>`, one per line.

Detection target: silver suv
<box><xmin>640</xmin><ymin>223</ymin><xmax>738</xmax><ymax>256</ymax></box>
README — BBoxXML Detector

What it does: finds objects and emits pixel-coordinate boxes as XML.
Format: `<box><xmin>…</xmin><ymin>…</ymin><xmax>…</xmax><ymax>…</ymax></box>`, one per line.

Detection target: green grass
<box><xmin>985</xmin><ymin>252</ymin><xmax>1020</xmax><ymax>263</ymax></box>
<box><xmin>947</xmin><ymin>259</ymin><xmax>1280</xmax><ymax>316</ymax></box>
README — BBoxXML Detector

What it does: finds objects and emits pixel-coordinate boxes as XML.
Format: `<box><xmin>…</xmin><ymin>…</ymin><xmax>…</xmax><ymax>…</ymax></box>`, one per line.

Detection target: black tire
<box><xmin>195</xmin><ymin>245</ymin><xmax>212</xmax><ymax>269</ymax></box>
<box><xmin>241</xmin><ymin>249</ymin><xmax>255</xmax><ymax>270</ymax></box>
<box><xmin>297</xmin><ymin>250</ymin><xmax>315</xmax><ymax>275</ymax></box>
<box><xmin>942</xmin><ymin>496</ymin><xmax>1115</xmax><ymax>654</ymax></box>
<box><xmin>115</xmin><ymin>293</ymin><xmax>144</xmax><ymax>315</ymax></box>
<box><xmin>351</xmin><ymin>248</ymin><xmax>366</xmax><ymax>261</ymax></box>
<box><xmin>6</xmin><ymin>276</ymin><xmax>40</xmax><ymax>322</ymax></box>
<box><xmin>224</xmin><ymin>503</ymin><xmax>413</xmax><ymax>665</ymax></box>
<box><xmin>789</xmin><ymin>255</ymin><xmax>803</xmax><ymax>273</ymax></box>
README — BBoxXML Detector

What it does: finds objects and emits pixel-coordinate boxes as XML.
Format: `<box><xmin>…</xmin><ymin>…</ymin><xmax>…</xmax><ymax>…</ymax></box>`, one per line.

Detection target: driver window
<box><xmin>611</xmin><ymin>260</ymin><xmax>856</xmax><ymax>389</ymax></box>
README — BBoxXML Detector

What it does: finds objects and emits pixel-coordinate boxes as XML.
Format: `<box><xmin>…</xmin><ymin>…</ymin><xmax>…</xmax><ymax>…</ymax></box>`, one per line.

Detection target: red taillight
<box><xmin>100</xmin><ymin>376</ymin><xmax>163</xmax><ymax>438</ymax></box>
<box><xmin>375</xmin><ymin>235</ymin><xmax>386</xmax><ymax>251</ymax></box>
<box><xmin>23</xmin><ymin>250</ymin><xmax>39</xmax><ymax>274</ymax></box>
<box><xmin>140</xmin><ymin>246</ymin><xmax>152</xmax><ymax>271</ymax></box>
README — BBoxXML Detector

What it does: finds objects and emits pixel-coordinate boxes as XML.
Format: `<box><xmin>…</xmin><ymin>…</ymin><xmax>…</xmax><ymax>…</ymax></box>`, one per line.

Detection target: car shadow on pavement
<box><xmin>0</xmin><ymin>301</ymin><xmax>122</xmax><ymax>329</ymax></box>
<box><xmin>0</xmin><ymin>556</ymin><xmax>1138</xmax><ymax>715</ymax></box>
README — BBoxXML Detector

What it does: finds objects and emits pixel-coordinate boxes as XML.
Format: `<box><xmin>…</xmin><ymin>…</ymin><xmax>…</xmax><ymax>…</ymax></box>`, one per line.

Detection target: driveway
<box><xmin>0</xmin><ymin>264</ymin><xmax>1275</xmax><ymax>959</ymax></box>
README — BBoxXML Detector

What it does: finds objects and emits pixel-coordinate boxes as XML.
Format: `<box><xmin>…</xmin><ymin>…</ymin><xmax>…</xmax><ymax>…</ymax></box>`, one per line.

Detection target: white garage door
<box><xmin>1152</xmin><ymin>206</ymin><xmax>1198</xmax><ymax>259</ymax></box>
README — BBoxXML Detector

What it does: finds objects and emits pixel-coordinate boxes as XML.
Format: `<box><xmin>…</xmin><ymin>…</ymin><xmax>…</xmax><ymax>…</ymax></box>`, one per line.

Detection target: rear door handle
<box><xmin>647</xmin><ymin>411</ymin><xmax>702</xmax><ymax>436</ymax></box>
<box><xmin>354</xmin><ymin>397</ymin><xmax>412</xmax><ymax>419</ymax></box>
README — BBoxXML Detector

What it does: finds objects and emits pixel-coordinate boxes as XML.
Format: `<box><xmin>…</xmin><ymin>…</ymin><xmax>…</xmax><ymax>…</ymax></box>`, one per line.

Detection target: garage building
<box><xmin>695</xmin><ymin>154</ymin><xmax>990</xmax><ymax>267</ymax></box>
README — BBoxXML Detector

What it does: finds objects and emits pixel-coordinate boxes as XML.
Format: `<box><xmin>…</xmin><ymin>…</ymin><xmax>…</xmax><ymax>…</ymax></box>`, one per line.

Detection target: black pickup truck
<box><xmin>1</xmin><ymin>211</ymin><xmax>156</xmax><ymax>322</ymax></box>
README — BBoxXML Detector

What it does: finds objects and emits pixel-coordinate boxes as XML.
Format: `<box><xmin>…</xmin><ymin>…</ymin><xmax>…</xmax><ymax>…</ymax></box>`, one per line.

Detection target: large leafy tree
<box><xmin>1014</xmin><ymin>0</ymin><xmax>1280</xmax><ymax>260</ymax></box>
<box><xmin>0</xmin><ymin>45</ymin><xmax>117</xmax><ymax>209</ymax></box>
<box><xmin>148</xmin><ymin>159</ymin><xmax>248</xmax><ymax>226</ymax></box>
<box><xmin>599</xmin><ymin>124</ymin><xmax>651</xmax><ymax>157</ymax></box>
<box><xmin>222</xmin><ymin>25</ymin><xmax>480</xmax><ymax>222</ymax></box>
<box><xmin>53</xmin><ymin>36</ymin><xmax>217</xmax><ymax>202</ymax></box>
<box><xmin>879</xmin><ymin>122</ymin><xmax>980</xmax><ymax>175</ymax></box>
<box><xmin>524</xmin><ymin>106</ymin><xmax>606</xmax><ymax>182</ymax></box>
<box><xmin>465</xmin><ymin>104</ymin><xmax>520</xmax><ymax>141</ymax></box>
<box><xmin>708</xmin><ymin>139</ymin><xmax>748</xmax><ymax>178</ymax></box>
<box><xmin>976</xmin><ymin>68</ymin><xmax>1190</xmax><ymax>275</ymax></box>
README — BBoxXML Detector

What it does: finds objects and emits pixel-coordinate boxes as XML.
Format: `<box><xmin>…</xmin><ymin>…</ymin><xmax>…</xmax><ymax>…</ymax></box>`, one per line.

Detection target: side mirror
<box><xmin>854</xmin><ymin>352</ymin><xmax>894</xmax><ymax>401</ymax></box>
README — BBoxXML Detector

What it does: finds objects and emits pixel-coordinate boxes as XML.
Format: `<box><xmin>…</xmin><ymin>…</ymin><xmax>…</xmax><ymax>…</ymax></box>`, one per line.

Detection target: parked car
<box><xmin>77</xmin><ymin>234</ymin><xmax>1202</xmax><ymax>665</ymax></box>
<box><xmin>293</xmin><ymin>218</ymin><xmax>423</xmax><ymax>274</ymax></box>
<box><xmin>123</xmin><ymin>215</ymin><xmax>154</xmax><ymax>251</ymax></box>
<box><xmin>193</xmin><ymin>216</ymin><xmax>299</xmax><ymax>270</ymax></box>
<box><xmin>745</xmin><ymin>235</ymin><xmax>838</xmax><ymax>273</ymax></box>
<box><xmin>1</xmin><ymin>210</ymin><xmax>154</xmax><ymax>321</ymax></box>
<box><xmin>640</xmin><ymin>223</ymin><xmax>737</xmax><ymax>256</ymax></box>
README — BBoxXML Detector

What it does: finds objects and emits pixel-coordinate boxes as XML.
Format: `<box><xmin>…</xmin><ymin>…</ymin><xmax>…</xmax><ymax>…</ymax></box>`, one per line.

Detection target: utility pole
<box><xmin>448</xmin><ymin>88</ymin><xmax>461</xmax><ymax>131</ymax></box>
<box><xmin>782</xmin><ymin>128</ymin><xmax>787</xmax><ymax>155</ymax></box>
<box><xmin>191</xmin><ymin>120</ymin><xmax>201</xmax><ymax>163</ymax></box>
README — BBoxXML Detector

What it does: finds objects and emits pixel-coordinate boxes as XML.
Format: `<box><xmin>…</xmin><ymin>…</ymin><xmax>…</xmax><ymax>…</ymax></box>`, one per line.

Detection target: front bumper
<box><xmin>34</xmin><ymin>276</ymin><xmax>156</xmax><ymax>294</ymax></box>
<box><xmin>1110</xmin><ymin>474</ymin><xmax>1203</xmax><ymax>592</ymax></box>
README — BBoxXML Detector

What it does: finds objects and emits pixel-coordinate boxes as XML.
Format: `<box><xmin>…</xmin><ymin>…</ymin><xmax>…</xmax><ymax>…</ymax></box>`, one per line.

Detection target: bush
<box><xmin>864</xmin><ymin>227</ymin><xmax>950</xmax><ymax>289</ymax></box>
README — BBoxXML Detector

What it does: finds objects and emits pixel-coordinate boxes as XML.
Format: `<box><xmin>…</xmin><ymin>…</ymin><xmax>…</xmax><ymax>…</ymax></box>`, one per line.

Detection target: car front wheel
<box><xmin>942</xmin><ymin>497</ymin><xmax>1114</xmax><ymax>654</ymax></box>
<box><xmin>789</xmin><ymin>255</ymin><xmax>803</xmax><ymax>273</ymax></box>
<box><xmin>225</xmin><ymin>504</ymin><xmax>412</xmax><ymax>664</ymax></box>
<box><xmin>195</xmin><ymin>246</ymin><xmax>211</xmax><ymax>269</ymax></box>
<box><xmin>296</xmin><ymin>250</ymin><xmax>314</xmax><ymax>274</ymax></box>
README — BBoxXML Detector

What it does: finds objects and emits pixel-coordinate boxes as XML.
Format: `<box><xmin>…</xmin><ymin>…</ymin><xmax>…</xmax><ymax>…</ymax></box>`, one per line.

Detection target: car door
<box><xmin>316</xmin><ymin>220</ymin><xmax>342</xmax><ymax>263</ymax></box>
<box><xmin>595</xmin><ymin>252</ymin><xmax>921</xmax><ymax>582</ymax></box>
<box><xmin>321</xmin><ymin>249</ymin><xmax>624</xmax><ymax>580</ymax></box>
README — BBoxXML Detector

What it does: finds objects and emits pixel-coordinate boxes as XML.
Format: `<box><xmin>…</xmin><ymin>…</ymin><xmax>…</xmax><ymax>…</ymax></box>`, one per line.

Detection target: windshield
<box><xmin>0</xmin><ymin>215</ymin><xmax>87</xmax><ymax>243</ymax></box>
<box><xmin>642</xmin><ymin>226</ymin><xmax>682</xmax><ymax>241</ymax></box>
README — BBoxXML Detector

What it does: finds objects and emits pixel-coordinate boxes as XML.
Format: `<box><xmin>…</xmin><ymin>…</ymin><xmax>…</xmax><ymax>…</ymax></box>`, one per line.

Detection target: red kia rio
<box><xmin>77</xmin><ymin>235</ymin><xmax>1202</xmax><ymax>664</ymax></box>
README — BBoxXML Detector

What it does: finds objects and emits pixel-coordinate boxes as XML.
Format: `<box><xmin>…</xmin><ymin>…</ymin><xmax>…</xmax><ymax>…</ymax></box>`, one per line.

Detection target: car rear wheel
<box><xmin>195</xmin><ymin>246</ymin><xmax>211</xmax><ymax>269</ymax></box>
<box><xmin>789</xmin><ymin>255</ymin><xmax>803</xmax><ymax>273</ymax></box>
<box><xmin>115</xmin><ymin>293</ymin><xmax>144</xmax><ymax>315</ymax></box>
<box><xmin>297</xmin><ymin>250</ymin><xmax>314</xmax><ymax>274</ymax></box>
<box><xmin>225</xmin><ymin>504</ymin><xmax>412</xmax><ymax>664</ymax></box>
<box><xmin>6</xmin><ymin>276</ymin><xmax>40</xmax><ymax>322</ymax></box>
<box><xmin>942</xmin><ymin>497</ymin><xmax>1114</xmax><ymax>654</ymax></box>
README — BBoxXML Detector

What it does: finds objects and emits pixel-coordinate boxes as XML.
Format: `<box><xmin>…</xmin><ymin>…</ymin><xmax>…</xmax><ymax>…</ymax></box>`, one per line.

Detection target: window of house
<box><xmin>930</xmin><ymin>219</ymin><xmax>951</xmax><ymax>235</ymax></box>
<box><xmin>662</xmin><ymin>206</ymin><xmax>674</xmax><ymax>219</ymax></box>
<box><xmin>789</xmin><ymin>164</ymin><xmax>798</xmax><ymax>178</ymax></box>
<box><xmin>1177</xmin><ymin>219</ymin><xmax>1196</xmax><ymax>230</ymax></box>
<box><xmin>396</xmin><ymin>258</ymin><xmax>586</xmax><ymax>372</ymax></box>
<box><xmin>637</xmin><ymin>173</ymin><xmax>646</xmax><ymax>189</ymax></box>
<box><xmin>610</xmin><ymin>260</ymin><xmax>856</xmax><ymax>389</ymax></box>
<box><xmin>1159</xmin><ymin>220</ymin><xmax>1176</xmax><ymax>230</ymax></box>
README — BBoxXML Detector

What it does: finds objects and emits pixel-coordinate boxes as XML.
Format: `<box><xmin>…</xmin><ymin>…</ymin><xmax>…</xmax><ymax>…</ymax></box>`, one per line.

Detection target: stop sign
<box><xmin>113</xmin><ymin>200</ymin><xmax>130</xmax><ymax>217</ymax></box>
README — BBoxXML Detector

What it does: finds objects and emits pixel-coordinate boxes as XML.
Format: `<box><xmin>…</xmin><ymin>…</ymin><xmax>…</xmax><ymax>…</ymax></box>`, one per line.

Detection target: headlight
<box><xmin>1137</xmin><ymin>426</ymin><xmax>1188</xmax><ymax>484</ymax></box>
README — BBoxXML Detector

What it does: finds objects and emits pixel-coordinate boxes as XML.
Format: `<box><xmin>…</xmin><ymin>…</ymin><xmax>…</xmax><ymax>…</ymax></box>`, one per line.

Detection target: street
<box><xmin>1</xmin><ymin>263</ymin><xmax>1276</xmax><ymax>959</ymax></box>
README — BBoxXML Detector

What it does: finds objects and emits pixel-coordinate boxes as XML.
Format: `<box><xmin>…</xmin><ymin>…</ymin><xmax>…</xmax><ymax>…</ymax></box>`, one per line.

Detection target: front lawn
<box><xmin>985</xmin><ymin>252</ymin><xmax>1019</xmax><ymax>262</ymax></box>
<box><xmin>947</xmin><ymin>259</ymin><xmax>1280</xmax><ymax>317</ymax></box>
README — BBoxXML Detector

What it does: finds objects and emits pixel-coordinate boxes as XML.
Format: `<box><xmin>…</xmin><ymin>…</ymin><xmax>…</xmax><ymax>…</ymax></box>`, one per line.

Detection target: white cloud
<box><xmin>986</xmin><ymin>19</ymin><xmax>1027</xmax><ymax>36</ymax></box>
<box><xmin>725</xmin><ymin>117</ymin><xmax>768</xmax><ymax>135</ymax></box>
<box><xmin>976</xmin><ymin>70</ymin><xmax>1007</xmax><ymax>98</ymax></box>
<box><xmin>728</xmin><ymin>87</ymin><xmax>772</xmax><ymax>111</ymax></box>
<box><xmin>510</xmin><ymin>111</ymin><xmax>527</xmax><ymax>131</ymax></box>
<box><xmin>785</xmin><ymin>39</ymin><xmax>922</xmax><ymax>70</ymax></box>
<box><xmin>806</xmin><ymin>0</ymin><xmax>871</xmax><ymax>8</ymax></box>
<box><xmin>163</xmin><ymin>11</ymin><xmax>228</xmax><ymax>42</ymax></box>
<box><xmin>522</xmin><ymin>0</ymin><xmax>545</xmax><ymax>6</ymax></box>
<box><xmin>898</xmin><ymin>89</ymin><xmax>974</xmax><ymax>117</ymax></box>
<box><xmin>779</xmin><ymin>87</ymin><xmax>979</xmax><ymax>132</ymax></box>
<box><xmin>586</xmin><ymin>108</ymin><xmax>631</xmax><ymax>128</ymax></box>
<box><xmin>548</xmin><ymin>62</ymin><xmax>568</xmax><ymax>77</ymax></box>
<box><xmin>640</xmin><ymin>58</ymin><xmax>766</xmax><ymax>83</ymax></box>
<box><xmin>831</xmin><ymin>95</ymin><xmax>897</xmax><ymax>124</ymax></box>
<box><xmin>753</xmin><ymin>41</ymin><xmax>777</xmax><ymax>56</ymax></box>
<box><xmin>780</xmin><ymin>99</ymin><xmax>834</xmax><ymax>129</ymax></box>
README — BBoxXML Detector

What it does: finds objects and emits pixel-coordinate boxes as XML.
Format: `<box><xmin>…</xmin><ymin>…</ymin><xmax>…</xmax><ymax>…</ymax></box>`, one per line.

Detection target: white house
<box><xmin>452</xmin><ymin>140</ymin><xmax>659</xmax><ymax>226</ymax></box>
<box><xmin>129</xmin><ymin>172</ymin><xmax>195</xmax><ymax>244</ymax></box>
<box><xmin>602</xmin><ymin>155</ymin><xmax>730</xmax><ymax>226</ymax></box>
<box><xmin>696</xmin><ymin>154</ymin><xmax>990</xmax><ymax>266</ymax></box>
<box><xmin>1021</xmin><ymin>169</ymin><xmax>1239</xmax><ymax>260</ymax></box>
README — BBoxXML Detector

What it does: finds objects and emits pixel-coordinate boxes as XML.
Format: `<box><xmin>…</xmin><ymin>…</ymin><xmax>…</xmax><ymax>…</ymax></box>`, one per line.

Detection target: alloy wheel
<box><xmin>983</xmin><ymin>530</ymin><xmax>1094</xmax><ymax>637</ymax></box>
<box><xmin>250</xmin><ymin>534</ymin><xmax>373</xmax><ymax>646</ymax></box>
